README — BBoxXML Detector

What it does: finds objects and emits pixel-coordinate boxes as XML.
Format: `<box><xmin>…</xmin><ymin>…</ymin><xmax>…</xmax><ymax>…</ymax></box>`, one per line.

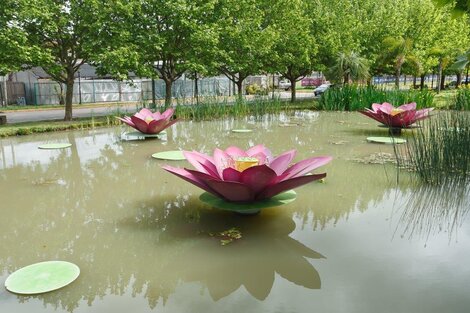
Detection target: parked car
<box><xmin>313</xmin><ymin>83</ymin><xmax>331</xmax><ymax>96</ymax></box>
<box><xmin>301</xmin><ymin>77</ymin><xmax>325</xmax><ymax>87</ymax></box>
<box><xmin>278</xmin><ymin>80</ymin><xmax>291</xmax><ymax>90</ymax></box>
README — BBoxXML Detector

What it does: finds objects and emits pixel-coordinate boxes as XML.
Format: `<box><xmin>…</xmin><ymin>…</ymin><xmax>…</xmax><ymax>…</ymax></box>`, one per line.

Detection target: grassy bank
<box><xmin>0</xmin><ymin>116</ymin><xmax>121</xmax><ymax>137</ymax></box>
<box><xmin>0</xmin><ymin>98</ymin><xmax>316</xmax><ymax>137</ymax></box>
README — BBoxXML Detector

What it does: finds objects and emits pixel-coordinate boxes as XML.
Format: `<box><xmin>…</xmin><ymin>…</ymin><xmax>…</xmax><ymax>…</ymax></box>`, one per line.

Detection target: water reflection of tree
<box><xmin>395</xmin><ymin>179</ymin><xmax>470</xmax><ymax>241</ymax></box>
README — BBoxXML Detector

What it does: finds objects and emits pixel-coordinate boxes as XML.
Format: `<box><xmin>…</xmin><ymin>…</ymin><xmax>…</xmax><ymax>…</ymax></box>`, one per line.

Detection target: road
<box><xmin>1</xmin><ymin>92</ymin><xmax>316</xmax><ymax>124</ymax></box>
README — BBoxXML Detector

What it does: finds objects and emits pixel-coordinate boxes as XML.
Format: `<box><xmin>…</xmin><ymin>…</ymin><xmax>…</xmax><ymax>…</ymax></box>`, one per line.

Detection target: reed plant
<box><xmin>317</xmin><ymin>85</ymin><xmax>434</xmax><ymax>111</ymax></box>
<box><xmin>398</xmin><ymin>111</ymin><xmax>470</xmax><ymax>184</ymax></box>
<box><xmin>450</xmin><ymin>87</ymin><xmax>470</xmax><ymax>111</ymax></box>
<box><xmin>173</xmin><ymin>98</ymin><xmax>307</xmax><ymax>121</ymax></box>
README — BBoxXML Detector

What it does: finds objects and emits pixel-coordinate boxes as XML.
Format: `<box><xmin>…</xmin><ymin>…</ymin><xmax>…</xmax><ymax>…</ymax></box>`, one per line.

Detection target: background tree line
<box><xmin>0</xmin><ymin>0</ymin><xmax>469</xmax><ymax>120</ymax></box>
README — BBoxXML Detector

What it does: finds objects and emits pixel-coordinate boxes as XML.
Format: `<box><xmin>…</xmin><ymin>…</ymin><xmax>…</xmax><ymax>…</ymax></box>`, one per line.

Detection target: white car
<box><xmin>278</xmin><ymin>80</ymin><xmax>291</xmax><ymax>90</ymax></box>
<box><xmin>313</xmin><ymin>83</ymin><xmax>330</xmax><ymax>96</ymax></box>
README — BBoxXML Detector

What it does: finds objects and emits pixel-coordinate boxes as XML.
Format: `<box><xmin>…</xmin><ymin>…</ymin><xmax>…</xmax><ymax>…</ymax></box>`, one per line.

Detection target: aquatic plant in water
<box><xmin>359</xmin><ymin>102</ymin><xmax>433</xmax><ymax>128</ymax></box>
<box><xmin>117</xmin><ymin>108</ymin><xmax>178</xmax><ymax>134</ymax></box>
<box><xmin>162</xmin><ymin>145</ymin><xmax>331</xmax><ymax>203</ymax></box>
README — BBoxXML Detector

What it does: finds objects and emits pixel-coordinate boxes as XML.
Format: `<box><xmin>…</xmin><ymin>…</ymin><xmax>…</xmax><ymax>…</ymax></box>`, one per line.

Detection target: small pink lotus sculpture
<box><xmin>359</xmin><ymin>102</ymin><xmax>433</xmax><ymax>128</ymax></box>
<box><xmin>162</xmin><ymin>145</ymin><xmax>332</xmax><ymax>203</ymax></box>
<box><xmin>117</xmin><ymin>108</ymin><xmax>178</xmax><ymax>134</ymax></box>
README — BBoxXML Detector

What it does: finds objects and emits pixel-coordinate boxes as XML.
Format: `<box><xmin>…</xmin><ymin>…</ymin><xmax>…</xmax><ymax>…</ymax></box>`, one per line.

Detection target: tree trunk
<box><xmin>151</xmin><ymin>78</ymin><xmax>156</xmax><ymax>107</ymax></box>
<box><xmin>236</xmin><ymin>80</ymin><xmax>243</xmax><ymax>102</ymax></box>
<box><xmin>395</xmin><ymin>67</ymin><xmax>401</xmax><ymax>89</ymax></box>
<box><xmin>64</xmin><ymin>79</ymin><xmax>74</xmax><ymax>121</ymax></box>
<box><xmin>420</xmin><ymin>74</ymin><xmax>425</xmax><ymax>90</ymax></box>
<box><xmin>289</xmin><ymin>78</ymin><xmax>296</xmax><ymax>103</ymax></box>
<box><xmin>440</xmin><ymin>74</ymin><xmax>445</xmax><ymax>91</ymax></box>
<box><xmin>194</xmin><ymin>73</ymin><xmax>199</xmax><ymax>105</ymax></box>
<box><xmin>436</xmin><ymin>61</ymin><xmax>442</xmax><ymax>93</ymax></box>
<box><xmin>465</xmin><ymin>67</ymin><xmax>469</xmax><ymax>85</ymax></box>
<box><xmin>164</xmin><ymin>79</ymin><xmax>172</xmax><ymax>108</ymax></box>
<box><xmin>413</xmin><ymin>76</ymin><xmax>417</xmax><ymax>89</ymax></box>
<box><xmin>404</xmin><ymin>75</ymin><xmax>407</xmax><ymax>86</ymax></box>
<box><xmin>456</xmin><ymin>72</ymin><xmax>462</xmax><ymax>87</ymax></box>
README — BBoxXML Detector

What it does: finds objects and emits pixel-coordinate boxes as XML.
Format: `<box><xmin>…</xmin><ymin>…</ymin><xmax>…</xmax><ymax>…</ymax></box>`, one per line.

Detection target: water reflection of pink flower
<box><xmin>117</xmin><ymin>108</ymin><xmax>178</xmax><ymax>134</ymax></box>
<box><xmin>163</xmin><ymin>145</ymin><xmax>332</xmax><ymax>203</ymax></box>
<box><xmin>360</xmin><ymin>102</ymin><xmax>433</xmax><ymax>128</ymax></box>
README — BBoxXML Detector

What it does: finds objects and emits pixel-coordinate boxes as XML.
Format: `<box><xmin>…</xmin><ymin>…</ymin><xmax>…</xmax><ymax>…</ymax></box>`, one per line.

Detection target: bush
<box><xmin>317</xmin><ymin>85</ymin><xmax>434</xmax><ymax>111</ymax></box>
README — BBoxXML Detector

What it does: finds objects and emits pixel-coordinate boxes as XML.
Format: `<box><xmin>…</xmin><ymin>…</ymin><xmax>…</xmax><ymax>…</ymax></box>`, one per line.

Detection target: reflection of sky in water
<box><xmin>0</xmin><ymin>112</ymin><xmax>469</xmax><ymax>313</ymax></box>
<box><xmin>0</xmin><ymin>131</ymin><xmax>121</xmax><ymax>169</ymax></box>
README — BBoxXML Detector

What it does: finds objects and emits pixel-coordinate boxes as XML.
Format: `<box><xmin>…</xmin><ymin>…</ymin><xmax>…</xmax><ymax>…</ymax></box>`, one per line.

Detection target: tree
<box><xmin>328</xmin><ymin>51</ymin><xmax>370</xmax><ymax>85</ymax></box>
<box><xmin>15</xmin><ymin>0</ymin><xmax>109</xmax><ymax>120</ymax></box>
<box><xmin>380</xmin><ymin>36</ymin><xmax>414</xmax><ymax>88</ymax></box>
<box><xmin>267</xmin><ymin>0</ymin><xmax>317</xmax><ymax>102</ymax></box>
<box><xmin>215</xmin><ymin>0</ymin><xmax>276</xmax><ymax>101</ymax></box>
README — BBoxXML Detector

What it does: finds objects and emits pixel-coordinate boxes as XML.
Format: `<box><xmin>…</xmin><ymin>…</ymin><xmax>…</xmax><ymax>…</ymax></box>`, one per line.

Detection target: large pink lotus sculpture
<box><xmin>117</xmin><ymin>108</ymin><xmax>178</xmax><ymax>134</ymax></box>
<box><xmin>359</xmin><ymin>102</ymin><xmax>433</xmax><ymax>128</ymax></box>
<box><xmin>162</xmin><ymin>145</ymin><xmax>332</xmax><ymax>203</ymax></box>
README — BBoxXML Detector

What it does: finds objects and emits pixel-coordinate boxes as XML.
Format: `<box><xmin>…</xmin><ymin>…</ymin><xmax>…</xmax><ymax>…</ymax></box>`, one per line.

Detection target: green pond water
<box><xmin>0</xmin><ymin>111</ymin><xmax>469</xmax><ymax>313</ymax></box>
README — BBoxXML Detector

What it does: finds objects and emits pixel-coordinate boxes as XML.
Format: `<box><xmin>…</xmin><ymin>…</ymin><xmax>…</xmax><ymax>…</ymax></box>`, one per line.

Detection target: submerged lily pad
<box><xmin>151</xmin><ymin>150</ymin><xmax>186</xmax><ymax>161</ymax></box>
<box><xmin>231</xmin><ymin>129</ymin><xmax>253</xmax><ymax>133</ymax></box>
<box><xmin>38</xmin><ymin>143</ymin><xmax>72</xmax><ymax>149</ymax></box>
<box><xmin>367</xmin><ymin>137</ymin><xmax>406</xmax><ymax>144</ymax></box>
<box><xmin>5</xmin><ymin>261</ymin><xmax>80</xmax><ymax>295</ymax></box>
<box><xmin>199</xmin><ymin>190</ymin><xmax>297</xmax><ymax>214</ymax></box>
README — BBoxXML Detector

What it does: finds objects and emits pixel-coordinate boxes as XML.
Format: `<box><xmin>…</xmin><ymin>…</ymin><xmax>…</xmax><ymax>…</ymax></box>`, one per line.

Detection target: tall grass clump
<box><xmin>450</xmin><ymin>86</ymin><xmax>470</xmax><ymax>111</ymax></box>
<box><xmin>173</xmin><ymin>98</ymin><xmax>292</xmax><ymax>121</ymax></box>
<box><xmin>398</xmin><ymin>111</ymin><xmax>470</xmax><ymax>184</ymax></box>
<box><xmin>317</xmin><ymin>85</ymin><xmax>434</xmax><ymax>111</ymax></box>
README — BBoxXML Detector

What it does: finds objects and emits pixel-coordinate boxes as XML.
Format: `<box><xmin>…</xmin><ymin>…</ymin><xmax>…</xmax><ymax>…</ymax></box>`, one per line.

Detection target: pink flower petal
<box><xmin>222</xmin><ymin>167</ymin><xmax>242</xmax><ymax>182</ymax></box>
<box><xmin>257</xmin><ymin>173</ymin><xmax>326</xmax><ymax>200</ymax></box>
<box><xmin>240</xmin><ymin>164</ymin><xmax>278</xmax><ymax>195</ymax></box>
<box><xmin>269</xmin><ymin>149</ymin><xmax>296</xmax><ymax>175</ymax></box>
<box><xmin>205</xmin><ymin>179</ymin><xmax>255</xmax><ymax>202</ymax></box>
<box><xmin>116</xmin><ymin>116</ymin><xmax>135</xmax><ymax>127</ymax></box>
<box><xmin>246</xmin><ymin>144</ymin><xmax>272</xmax><ymax>160</ymax></box>
<box><xmin>183</xmin><ymin>151</ymin><xmax>219</xmax><ymax>178</ymax></box>
<box><xmin>162</xmin><ymin>166</ymin><xmax>221</xmax><ymax>196</ymax></box>
<box><xmin>225</xmin><ymin>146</ymin><xmax>248</xmax><ymax>158</ymax></box>
<box><xmin>160</xmin><ymin>108</ymin><xmax>175</xmax><ymax>120</ymax></box>
<box><xmin>280</xmin><ymin>156</ymin><xmax>332</xmax><ymax>181</ymax></box>
<box><xmin>147</xmin><ymin>119</ymin><xmax>168</xmax><ymax>134</ymax></box>
<box><xmin>130</xmin><ymin>116</ymin><xmax>149</xmax><ymax>133</ymax></box>
<box><xmin>379</xmin><ymin>103</ymin><xmax>394</xmax><ymax>114</ymax></box>
<box><xmin>213</xmin><ymin>148</ymin><xmax>231</xmax><ymax>177</ymax></box>
<box><xmin>397</xmin><ymin>102</ymin><xmax>416</xmax><ymax>111</ymax></box>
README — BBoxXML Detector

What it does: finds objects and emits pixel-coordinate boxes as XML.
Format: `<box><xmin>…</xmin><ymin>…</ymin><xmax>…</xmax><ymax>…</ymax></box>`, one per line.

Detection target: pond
<box><xmin>1</xmin><ymin>111</ymin><xmax>469</xmax><ymax>313</ymax></box>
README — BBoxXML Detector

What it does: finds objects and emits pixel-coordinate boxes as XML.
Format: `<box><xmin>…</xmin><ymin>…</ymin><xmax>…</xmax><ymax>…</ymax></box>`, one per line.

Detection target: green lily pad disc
<box><xmin>367</xmin><ymin>136</ymin><xmax>406</xmax><ymax>144</ymax></box>
<box><xmin>199</xmin><ymin>190</ymin><xmax>297</xmax><ymax>214</ymax></box>
<box><xmin>5</xmin><ymin>261</ymin><xmax>80</xmax><ymax>295</ymax></box>
<box><xmin>38</xmin><ymin>143</ymin><xmax>72</xmax><ymax>149</ymax></box>
<box><xmin>124</xmin><ymin>131</ymin><xmax>166</xmax><ymax>138</ymax></box>
<box><xmin>231</xmin><ymin>129</ymin><xmax>253</xmax><ymax>133</ymax></box>
<box><xmin>151</xmin><ymin>150</ymin><xmax>186</xmax><ymax>161</ymax></box>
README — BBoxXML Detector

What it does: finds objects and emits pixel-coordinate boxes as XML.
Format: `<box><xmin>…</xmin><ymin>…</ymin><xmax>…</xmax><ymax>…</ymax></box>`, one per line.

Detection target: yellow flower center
<box><xmin>234</xmin><ymin>157</ymin><xmax>259</xmax><ymax>172</ymax></box>
<box><xmin>144</xmin><ymin>116</ymin><xmax>154</xmax><ymax>124</ymax></box>
<box><xmin>390</xmin><ymin>108</ymin><xmax>404</xmax><ymax>116</ymax></box>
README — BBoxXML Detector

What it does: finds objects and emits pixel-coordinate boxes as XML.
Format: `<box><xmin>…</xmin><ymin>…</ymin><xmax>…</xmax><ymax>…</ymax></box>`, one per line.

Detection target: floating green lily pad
<box><xmin>38</xmin><ymin>143</ymin><xmax>72</xmax><ymax>150</ymax></box>
<box><xmin>151</xmin><ymin>150</ymin><xmax>186</xmax><ymax>161</ymax></box>
<box><xmin>124</xmin><ymin>131</ymin><xmax>166</xmax><ymax>138</ymax></box>
<box><xmin>199</xmin><ymin>190</ymin><xmax>297</xmax><ymax>214</ymax></box>
<box><xmin>231</xmin><ymin>129</ymin><xmax>253</xmax><ymax>133</ymax></box>
<box><xmin>5</xmin><ymin>261</ymin><xmax>80</xmax><ymax>295</ymax></box>
<box><xmin>367</xmin><ymin>136</ymin><xmax>407</xmax><ymax>144</ymax></box>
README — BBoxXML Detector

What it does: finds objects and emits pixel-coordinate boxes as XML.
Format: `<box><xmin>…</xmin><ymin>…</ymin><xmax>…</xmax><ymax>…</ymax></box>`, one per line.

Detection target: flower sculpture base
<box><xmin>121</xmin><ymin>131</ymin><xmax>166</xmax><ymax>140</ymax></box>
<box><xmin>199</xmin><ymin>190</ymin><xmax>297</xmax><ymax>215</ymax></box>
<box><xmin>377</xmin><ymin>124</ymin><xmax>420</xmax><ymax>136</ymax></box>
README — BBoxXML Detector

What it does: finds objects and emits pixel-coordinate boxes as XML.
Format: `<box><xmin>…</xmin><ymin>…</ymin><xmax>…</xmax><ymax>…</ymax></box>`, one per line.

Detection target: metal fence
<box><xmin>0</xmin><ymin>82</ymin><xmax>26</xmax><ymax>105</ymax></box>
<box><xmin>31</xmin><ymin>77</ymin><xmax>234</xmax><ymax>105</ymax></box>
